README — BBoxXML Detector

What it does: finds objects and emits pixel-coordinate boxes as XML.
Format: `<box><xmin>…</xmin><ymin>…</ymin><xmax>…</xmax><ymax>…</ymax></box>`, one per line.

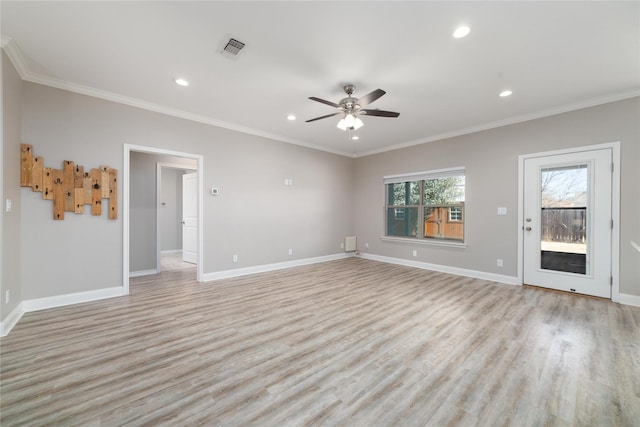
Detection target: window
<box><xmin>384</xmin><ymin>168</ymin><xmax>465</xmax><ymax>242</ymax></box>
<box><xmin>449</xmin><ymin>207</ymin><xmax>463</xmax><ymax>222</ymax></box>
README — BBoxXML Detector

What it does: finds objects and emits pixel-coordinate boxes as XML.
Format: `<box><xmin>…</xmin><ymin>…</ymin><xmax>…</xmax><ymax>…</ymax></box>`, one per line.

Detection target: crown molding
<box><xmin>22</xmin><ymin>71</ymin><xmax>353</xmax><ymax>158</ymax></box>
<box><xmin>1</xmin><ymin>35</ymin><xmax>29</xmax><ymax>79</ymax></box>
<box><xmin>1</xmin><ymin>35</ymin><xmax>353</xmax><ymax>158</ymax></box>
<box><xmin>3</xmin><ymin>35</ymin><xmax>637</xmax><ymax>160</ymax></box>
<box><xmin>355</xmin><ymin>89</ymin><xmax>640</xmax><ymax>158</ymax></box>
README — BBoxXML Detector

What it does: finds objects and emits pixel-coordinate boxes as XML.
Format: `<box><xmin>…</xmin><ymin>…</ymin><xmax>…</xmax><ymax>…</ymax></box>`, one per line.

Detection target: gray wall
<box><xmin>1</xmin><ymin>51</ymin><xmax>22</xmax><ymax>319</ymax></box>
<box><xmin>129</xmin><ymin>152</ymin><xmax>196</xmax><ymax>272</ymax></box>
<box><xmin>354</xmin><ymin>97</ymin><xmax>640</xmax><ymax>296</ymax></box>
<box><xmin>18</xmin><ymin>81</ymin><xmax>354</xmax><ymax>300</ymax></box>
<box><xmin>2</xmin><ymin>51</ymin><xmax>638</xmax><ymax>329</ymax></box>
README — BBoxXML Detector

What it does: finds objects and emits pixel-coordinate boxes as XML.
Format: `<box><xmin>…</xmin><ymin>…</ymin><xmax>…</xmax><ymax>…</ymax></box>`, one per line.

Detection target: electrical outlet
<box><xmin>412</xmin><ymin>250</ymin><xmax>417</xmax><ymax>257</ymax></box>
<box><xmin>233</xmin><ymin>254</ymin><xmax>238</xmax><ymax>263</ymax></box>
<box><xmin>288</xmin><ymin>248</ymin><xmax>293</xmax><ymax>256</ymax></box>
<box><xmin>497</xmin><ymin>259</ymin><xmax>503</xmax><ymax>267</ymax></box>
<box><xmin>5</xmin><ymin>290</ymin><xmax>9</xmax><ymax>304</ymax></box>
<box><xmin>340</xmin><ymin>242</ymin><xmax>344</xmax><ymax>249</ymax></box>
<box><xmin>365</xmin><ymin>243</ymin><xmax>369</xmax><ymax>249</ymax></box>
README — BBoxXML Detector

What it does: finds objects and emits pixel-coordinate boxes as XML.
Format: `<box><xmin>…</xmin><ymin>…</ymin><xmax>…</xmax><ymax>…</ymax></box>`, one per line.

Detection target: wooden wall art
<box><xmin>20</xmin><ymin>144</ymin><xmax>118</xmax><ymax>220</ymax></box>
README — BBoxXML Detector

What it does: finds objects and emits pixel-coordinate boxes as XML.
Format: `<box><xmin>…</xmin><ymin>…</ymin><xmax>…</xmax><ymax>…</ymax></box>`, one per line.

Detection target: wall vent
<box><xmin>223</xmin><ymin>38</ymin><xmax>245</xmax><ymax>56</ymax></box>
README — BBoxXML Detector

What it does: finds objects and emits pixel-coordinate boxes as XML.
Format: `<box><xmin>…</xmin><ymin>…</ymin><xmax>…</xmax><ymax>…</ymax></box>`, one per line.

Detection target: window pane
<box><xmin>387</xmin><ymin>181</ymin><xmax>421</xmax><ymax>206</ymax></box>
<box><xmin>540</xmin><ymin>164</ymin><xmax>587</xmax><ymax>274</ymax></box>
<box><xmin>424</xmin><ymin>206</ymin><xmax>464</xmax><ymax>241</ymax></box>
<box><xmin>384</xmin><ymin>172</ymin><xmax>465</xmax><ymax>242</ymax></box>
<box><xmin>424</xmin><ymin>176</ymin><xmax>465</xmax><ymax>204</ymax></box>
<box><xmin>387</xmin><ymin>207</ymin><xmax>419</xmax><ymax>237</ymax></box>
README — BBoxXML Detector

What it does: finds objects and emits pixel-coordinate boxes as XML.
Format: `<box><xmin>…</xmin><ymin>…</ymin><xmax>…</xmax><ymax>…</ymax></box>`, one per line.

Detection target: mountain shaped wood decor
<box><xmin>20</xmin><ymin>144</ymin><xmax>118</xmax><ymax>220</ymax></box>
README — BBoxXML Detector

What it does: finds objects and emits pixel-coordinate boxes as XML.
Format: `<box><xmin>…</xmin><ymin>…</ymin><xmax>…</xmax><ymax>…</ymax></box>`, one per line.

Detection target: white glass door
<box><xmin>523</xmin><ymin>149</ymin><xmax>612</xmax><ymax>298</ymax></box>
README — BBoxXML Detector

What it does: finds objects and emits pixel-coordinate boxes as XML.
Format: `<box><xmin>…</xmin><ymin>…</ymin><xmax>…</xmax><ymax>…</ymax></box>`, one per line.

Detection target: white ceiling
<box><xmin>2</xmin><ymin>1</ymin><xmax>639</xmax><ymax>157</ymax></box>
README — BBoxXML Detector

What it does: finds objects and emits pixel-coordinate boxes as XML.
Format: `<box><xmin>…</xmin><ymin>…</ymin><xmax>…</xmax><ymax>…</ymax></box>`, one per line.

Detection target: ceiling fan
<box><xmin>306</xmin><ymin>84</ymin><xmax>400</xmax><ymax>131</ymax></box>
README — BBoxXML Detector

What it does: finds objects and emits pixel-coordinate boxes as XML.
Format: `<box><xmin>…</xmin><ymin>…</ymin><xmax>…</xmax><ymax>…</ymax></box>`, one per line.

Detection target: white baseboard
<box><xmin>2</xmin><ymin>286</ymin><xmax>124</xmax><ymax>336</ymax></box>
<box><xmin>0</xmin><ymin>303</ymin><xmax>25</xmax><ymax>337</ymax></box>
<box><xmin>359</xmin><ymin>253</ymin><xmax>519</xmax><ymax>285</ymax></box>
<box><xmin>22</xmin><ymin>287</ymin><xmax>124</xmax><ymax>313</ymax></box>
<box><xmin>129</xmin><ymin>269</ymin><xmax>159</xmax><ymax>278</ymax></box>
<box><xmin>617</xmin><ymin>292</ymin><xmax>640</xmax><ymax>307</ymax></box>
<box><xmin>202</xmin><ymin>253</ymin><xmax>352</xmax><ymax>282</ymax></box>
<box><xmin>161</xmin><ymin>249</ymin><xmax>182</xmax><ymax>254</ymax></box>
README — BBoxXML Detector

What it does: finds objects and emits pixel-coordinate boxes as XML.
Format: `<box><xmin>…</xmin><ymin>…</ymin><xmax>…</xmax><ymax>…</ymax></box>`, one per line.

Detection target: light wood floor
<box><xmin>160</xmin><ymin>251</ymin><xmax>194</xmax><ymax>271</ymax></box>
<box><xmin>1</xmin><ymin>258</ymin><xmax>639</xmax><ymax>426</ymax></box>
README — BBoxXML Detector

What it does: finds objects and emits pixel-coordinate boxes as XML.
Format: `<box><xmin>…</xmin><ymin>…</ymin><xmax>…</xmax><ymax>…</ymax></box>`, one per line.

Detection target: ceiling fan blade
<box><xmin>309</xmin><ymin>97</ymin><xmax>340</xmax><ymax>108</ymax></box>
<box><xmin>357</xmin><ymin>89</ymin><xmax>386</xmax><ymax>107</ymax></box>
<box><xmin>360</xmin><ymin>109</ymin><xmax>400</xmax><ymax>118</ymax></box>
<box><xmin>305</xmin><ymin>112</ymin><xmax>340</xmax><ymax>123</ymax></box>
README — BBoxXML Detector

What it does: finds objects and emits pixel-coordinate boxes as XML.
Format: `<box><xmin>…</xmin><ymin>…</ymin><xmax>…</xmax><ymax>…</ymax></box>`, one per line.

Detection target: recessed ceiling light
<box><xmin>453</xmin><ymin>26</ymin><xmax>471</xmax><ymax>39</ymax></box>
<box><xmin>286</xmin><ymin>114</ymin><xmax>296</xmax><ymax>121</ymax></box>
<box><xmin>351</xmin><ymin>136</ymin><xmax>359</xmax><ymax>140</ymax></box>
<box><xmin>499</xmin><ymin>90</ymin><xmax>513</xmax><ymax>97</ymax></box>
<box><xmin>175</xmin><ymin>78</ymin><xmax>189</xmax><ymax>87</ymax></box>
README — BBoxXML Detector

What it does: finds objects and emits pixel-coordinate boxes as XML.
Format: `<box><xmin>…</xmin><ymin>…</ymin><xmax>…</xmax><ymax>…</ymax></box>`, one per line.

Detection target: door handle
<box><xmin>182</xmin><ymin>221</ymin><xmax>185</xmax><ymax>225</ymax></box>
<box><xmin>525</xmin><ymin>226</ymin><xmax>532</xmax><ymax>231</ymax></box>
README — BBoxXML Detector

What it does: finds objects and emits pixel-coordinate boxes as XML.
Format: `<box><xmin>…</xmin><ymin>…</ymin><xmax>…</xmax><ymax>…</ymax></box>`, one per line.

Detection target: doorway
<box><xmin>519</xmin><ymin>144</ymin><xmax>619</xmax><ymax>299</ymax></box>
<box><xmin>156</xmin><ymin>163</ymin><xmax>197</xmax><ymax>272</ymax></box>
<box><xmin>123</xmin><ymin>145</ymin><xmax>204</xmax><ymax>295</ymax></box>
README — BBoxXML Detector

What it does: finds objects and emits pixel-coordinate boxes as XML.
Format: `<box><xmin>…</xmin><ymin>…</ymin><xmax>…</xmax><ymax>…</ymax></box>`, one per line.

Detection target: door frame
<box><xmin>123</xmin><ymin>144</ymin><xmax>204</xmax><ymax>295</ymax></box>
<box><xmin>156</xmin><ymin>162</ymin><xmax>197</xmax><ymax>272</ymax></box>
<box><xmin>517</xmin><ymin>141</ymin><xmax>620</xmax><ymax>301</ymax></box>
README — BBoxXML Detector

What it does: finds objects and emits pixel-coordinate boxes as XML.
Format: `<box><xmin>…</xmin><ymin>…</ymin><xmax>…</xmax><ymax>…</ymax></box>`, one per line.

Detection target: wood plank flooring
<box><xmin>1</xmin><ymin>258</ymin><xmax>639</xmax><ymax>426</ymax></box>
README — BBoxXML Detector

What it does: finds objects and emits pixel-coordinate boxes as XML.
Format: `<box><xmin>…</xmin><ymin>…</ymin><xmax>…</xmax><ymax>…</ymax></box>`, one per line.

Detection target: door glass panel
<box><xmin>540</xmin><ymin>164</ymin><xmax>588</xmax><ymax>274</ymax></box>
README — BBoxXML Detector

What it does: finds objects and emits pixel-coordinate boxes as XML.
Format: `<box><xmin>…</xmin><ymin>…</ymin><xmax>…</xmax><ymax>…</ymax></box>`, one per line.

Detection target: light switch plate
<box><xmin>497</xmin><ymin>207</ymin><xmax>507</xmax><ymax>215</ymax></box>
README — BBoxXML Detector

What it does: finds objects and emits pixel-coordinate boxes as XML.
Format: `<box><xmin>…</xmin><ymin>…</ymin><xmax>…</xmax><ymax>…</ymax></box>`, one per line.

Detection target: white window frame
<box><xmin>382</xmin><ymin>167</ymin><xmax>466</xmax><ymax>248</ymax></box>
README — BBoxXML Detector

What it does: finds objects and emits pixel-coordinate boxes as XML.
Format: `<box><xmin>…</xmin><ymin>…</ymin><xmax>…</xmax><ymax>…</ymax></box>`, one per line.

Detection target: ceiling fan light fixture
<box><xmin>344</xmin><ymin>113</ymin><xmax>356</xmax><ymax>128</ymax></box>
<box><xmin>337</xmin><ymin>114</ymin><xmax>364</xmax><ymax>131</ymax></box>
<box><xmin>353</xmin><ymin>117</ymin><xmax>364</xmax><ymax>130</ymax></box>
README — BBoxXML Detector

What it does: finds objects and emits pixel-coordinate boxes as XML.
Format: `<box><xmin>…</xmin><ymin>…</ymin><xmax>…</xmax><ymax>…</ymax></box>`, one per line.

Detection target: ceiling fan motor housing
<box><xmin>340</xmin><ymin>85</ymin><xmax>360</xmax><ymax>112</ymax></box>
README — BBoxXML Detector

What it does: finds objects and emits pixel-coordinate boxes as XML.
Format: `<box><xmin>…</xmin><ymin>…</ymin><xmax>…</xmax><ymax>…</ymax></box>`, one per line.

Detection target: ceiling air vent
<box><xmin>223</xmin><ymin>38</ymin><xmax>245</xmax><ymax>56</ymax></box>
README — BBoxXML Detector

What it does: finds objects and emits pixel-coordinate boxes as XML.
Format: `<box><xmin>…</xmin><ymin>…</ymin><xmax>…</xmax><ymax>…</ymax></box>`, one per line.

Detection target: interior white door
<box><xmin>182</xmin><ymin>172</ymin><xmax>198</xmax><ymax>265</ymax></box>
<box><xmin>523</xmin><ymin>148</ymin><xmax>612</xmax><ymax>298</ymax></box>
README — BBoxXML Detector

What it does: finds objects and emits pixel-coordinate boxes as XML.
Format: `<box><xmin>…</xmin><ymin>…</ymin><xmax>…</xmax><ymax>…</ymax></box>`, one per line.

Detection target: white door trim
<box><xmin>156</xmin><ymin>162</ymin><xmax>196</xmax><ymax>272</ymax></box>
<box><xmin>517</xmin><ymin>141</ymin><xmax>620</xmax><ymax>301</ymax></box>
<box><xmin>123</xmin><ymin>144</ymin><xmax>204</xmax><ymax>295</ymax></box>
